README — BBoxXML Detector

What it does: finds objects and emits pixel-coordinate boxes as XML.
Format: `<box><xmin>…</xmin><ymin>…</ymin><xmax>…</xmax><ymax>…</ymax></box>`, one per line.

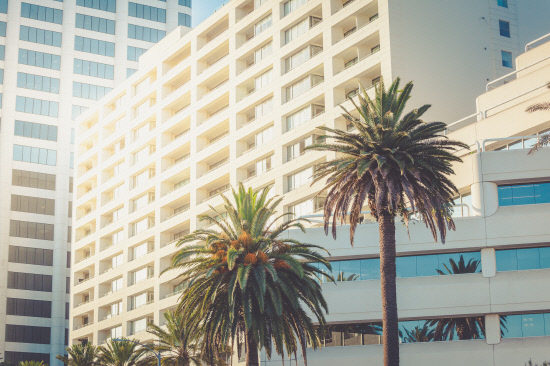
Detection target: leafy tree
<box><xmin>98</xmin><ymin>338</ymin><xmax>146</xmax><ymax>366</ymax></box>
<box><xmin>56</xmin><ymin>343</ymin><xmax>100</xmax><ymax>366</ymax></box>
<box><xmin>145</xmin><ymin>309</ymin><xmax>225</xmax><ymax>366</ymax></box>
<box><xmin>168</xmin><ymin>185</ymin><xmax>332</xmax><ymax>366</ymax></box>
<box><xmin>399</xmin><ymin>325</ymin><xmax>434</xmax><ymax>343</ymax></box>
<box><xmin>306</xmin><ymin>78</ymin><xmax>467</xmax><ymax>365</ymax></box>
<box><xmin>525</xmin><ymin>82</ymin><xmax>550</xmax><ymax>153</ymax></box>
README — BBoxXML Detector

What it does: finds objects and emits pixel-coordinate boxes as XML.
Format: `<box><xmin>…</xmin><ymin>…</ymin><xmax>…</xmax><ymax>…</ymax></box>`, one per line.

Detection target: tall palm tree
<box><xmin>525</xmin><ymin>82</ymin><xmax>550</xmax><ymax>153</ymax></box>
<box><xmin>306</xmin><ymin>78</ymin><xmax>467</xmax><ymax>366</ymax></box>
<box><xmin>145</xmin><ymin>310</ymin><xmax>211</xmax><ymax>366</ymax></box>
<box><xmin>98</xmin><ymin>338</ymin><xmax>146</xmax><ymax>366</ymax></box>
<box><xmin>56</xmin><ymin>343</ymin><xmax>100</xmax><ymax>366</ymax></box>
<box><xmin>167</xmin><ymin>184</ymin><xmax>332</xmax><ymax>366</ymax></box>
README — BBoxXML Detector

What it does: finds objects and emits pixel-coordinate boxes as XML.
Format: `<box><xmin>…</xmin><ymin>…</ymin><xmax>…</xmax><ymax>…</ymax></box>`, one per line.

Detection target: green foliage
<box><xmin>98</xmin><ymin>339</ymin><xmax>146</xmax><ymax>366</ymax></box>
<box><xmin>18</xmin><ymin>362</ymin><xmax>46</xmax><ymax>366</ymax></box>
<box><xmin>56</xmin><ymin>343</ymin><xmax>100</xmax><ymax>366</ymax></box>
<box><xmin>399</xmin><ymin>325</ymin><xmax>434</xmax><ymax>343</ymax></box>
<box><xmin>436</xmin><ymin>255</ymin><xmax>480</xmax><ymax>275</ymax></box>
<box><xmin>168</xmin><ymin>184</ymin><xmax>333</xmax><ymax>365</ymax></box>
<box><xmin>525</xmin><ymin>360</ymin><xmax>550</xmax><ymax>366</ymax></box>
<box><xmin>305</xmin><ymin>77</ymin><xmax>468</xmax><ymax>245</ymax></box>
<box><xmin>145</xmin><ymin>309</ymin><xmax>226</xmax><ymax>366</ymax></box>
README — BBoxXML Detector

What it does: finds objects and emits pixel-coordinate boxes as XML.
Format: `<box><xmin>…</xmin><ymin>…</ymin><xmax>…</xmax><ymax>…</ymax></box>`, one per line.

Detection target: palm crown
<box><xmin>167</xmin><ymin>184</ymin><xmax>332</xmax><ymax>365</ymax></box>
<box><xmin>98</xmin><ymin>339</ymin><xmax>146</xmax><ymax>366</ymax></box>
<box><xmin>307</xmin><ymin>78</ymin><xmax>468</xmax><ymax>244</ymax></box>
<box><xmin>56</xmin><ymin>343</ymin><xmax>100</xmax><ymax>366</ymax></box>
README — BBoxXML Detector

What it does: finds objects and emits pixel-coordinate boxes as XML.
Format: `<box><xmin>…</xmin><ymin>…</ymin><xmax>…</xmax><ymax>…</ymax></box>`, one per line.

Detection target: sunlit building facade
<box><xmin>71</xmin><ymin>0</ymin><xmax>550</xmax><ymax>364</ymax></box>
<box><xmin>0</xmin><ymin>1</ymin><xmax>191</xmax><ymax>365</ymax></box>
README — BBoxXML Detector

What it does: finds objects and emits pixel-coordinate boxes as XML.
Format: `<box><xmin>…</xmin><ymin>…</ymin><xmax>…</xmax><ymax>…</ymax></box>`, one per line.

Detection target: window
<box><xmin>286</xmin><ymin>104</ymin><xmax>324</xmax><ymax>131</ymax></box>
<box><xmin>11</xmin><ymin>194</ymin><xmax>55</xmax><ymax>215</ymax></box>
<box><xmin>76</xmin><ymin>0</ymin><xmax>116</xmax><ymax>12</ymax></box>
<box><xmin>132</xmin><ymin>266</ymin><xmax>154</xmax><ymax>284</ymax></box>
<box><xmin>17</xmin><ymin>72</ymin><xmax>60</xmax><ymax>94</ymax></box>
<box><xmin>5</xmin><ymin>353</ymin><xmax>50</xmax><ymax>365</ymax></box>
<box><xmin>74</xmin><ymin>59</ymin><xmax>114</xmax><ymax>80</ymax></box>
<box><xmin>0</xmin><ymin>21</ymin><xmax>6</xmax><ymax>37</ymax></box>
<box><xmin>130</xmin><ymin>292</ymin><xmax>153</xmax><ymax>309</ymax></box>
<box><xmin>20</xmin><ymin>26</ymin><xmax>62</xmax><ymax>47</ymax></box>
<box><xmin>72</xmin><ymin>105</ymin><xmax>88</xmax><ymax>120</ymax></box>
<box><xmin>178</xmin><ymin>13</ymin><xmax>191</xmax><ymax>27</ymax></box>
<box><xmin>7</xmin><ymin>272</ymin><xmax>53</xmax><ymax>292</ymax></box>
<box><xmin>74</xmin><ymin>36</ymin><xmax>115</xmax><ymax>57</ymax></box>
<box><xmin>288</xmin><ymin>166</ymin><xmax>314</xmax><ymax>191</ymax></box>
<box><xmin>498</xmin><ymin>0</ymin><xmax>508</xmax><ymax>7</ymax></box>
<box><xmin>12</xmin><ymin>169</ymin><xmax>56</xmax><ymax>190</ymax></box>
<box><xmin>288</xmin><ymin>197</ymin><xmax>325</xmax><ymax>217</ymax></box>
<box><xmin>128</xmin><ymin>2</ymin><xmax>166</xmax><ymax>23</ymax></box>
<box><xmin>127</xmin><ymin>68</ymin><xmax>137</xmax><ymax>77</ymax></box>
<box><xmin>451</xmin><ymin>192</ymin><xmax>472</xmax><ymax>218</ymax></box>
<box><xmin>10</xmin><ymin>220</ymin><xmax>54</xmax><ymax>241</ymax></box>
<box><xmin>21</xmin><ymin>3</ymin><xmax>63</xmax><ymax>24</ymax></box>
<box><xmin>254</xmin><ymin>98</ymin><xmax>273</xmax><ymax>119</ymax></box>
<box><xmin>286</xmin><ymin>135</ymin><xmax>316</xmax><ymax>161</ymax></box>
<box><xmin>73</xmin><ymin>82</ymin><xmax>113</xmax><ymax>100</ymax></box>
<box><xmin>76</xmin><ymin>13</ymin><xmax>115</xmax><ymax>34</ymax></box>
<box><xmin>13</xmin><ymin>145</ymin><xmax>57</xmax><ymax>166</ymax></box>
<box><xmin>254</xmin><ymin>14</ymin><xmax>272</xmax><ymax>36</ymax></box>
<box><xmin>284</xmin><ymin>45</ymin><xmax>322</xmax><ymax>72</ymax></box>
<box><xmin>179</xmin><ymin>0</ymin><xmax>191</xmax><ymax>6</ymax></box>
<box><xmin>130</xmin><ymin>317</ymin><xmax>150</xmax><ymax>334</ymax></box>
<box><xmin>496</xmin><ymin>247</ymin><xmax>550</xmax><ymax>272</ymax></box>
<box><xmin>0</xmin><ymin>69</ymin><xmax>4</xmax><ymax>84</ymax></box>
<box><xmin>311</xmin><ymin>251</ymin><xmax>481</xmax><ymax>282</ymax></box>
<box><xmin>254</xmin><ymin>42</ymin><xmax>272</xmax><ymax>64</ymax></box>
<box><xmin>501</xmin><ymin>50</ymin><xmax>513</xmax><ymax>68</ymax></box>
<box><xmin>498</xmin><ymin>182</ymin><xmax>550</xmax><ymax>206</ymax></box>
<box><xmin>286</xmin><ymin>74</ymin><xmax>323</xmax><ymax>101</ymax></box>
<box><xmin>283</xmin><ymin>0</ymin><xmax>307</xmax><ymax>16</ymax></box>
<box><xmin>7</xmin><ymin>298</ymin><xmax>52</xmax><ymax>317</ymax></box>
<box><xmin>284</xmin><ymin>16</ymin><xmax>321</xmax><ymax>44</ymax></box>
<box><xmin>128</xmin><ymin>46</ymin><xmax>147</xmax><ymax>61</ymax></box>
<box><xmin>345</xmin><ymin>57</ymin><xmax>358</xmax><ymax>68</ymax></box>
<box><xmin>499</xmin><ymin>20</ymin><xmax>510</xmax><ymax>37</ymax></box>
<box><xmin>18</xmin><ymin>49</ymin><xmax>61</xmax><ymax>70</ymax></box>
<box><xmin>15</xmin><ymin>97</ymin><xmax>59</xmax><ymax>117</ymax></box>
<box><xmin>0</xmin><ymin>0</ymin><xmax>6</xmax><ymax>14</ymax></box>
<box><xmin>132</xmin><ymin>242</ymin><xmax>151</xmax><ymax>260</ymax></box>
<box><xmin>255</xmin><ymin>126</ymin><xmax>274</xmax><ymax>147</ymax></box>
<box><xmin>5</xmin><ymin>325</ymin><xmax>51</xmax><ymax>344</ymax></box>
<box><xmin>128</xmin><ymin>24</ymin><xmax>166</xmax><ymax>42</ymax></box>
<box><xmin>254</xmin><ymin>69</ymin><xmax>273</xmax><ymax>90</ymax></box>
<box><xmin>0</xmin><ymin>45</ymin><xmax>4</xmax><ymax>60</ymax></box>
<box><xmin>9</xmin><ymin>246</ymin><xmax>54</xmax><ymax>266</ymax></box>
<box><xmin>501</xmin><ymin>312</ymin><xmax>550</xmax><ymax>338</ymax></box>
<box><xmin>110</xmin><ymin>326</ymin><xmax>122</xmax><ymax>339</ymax></box>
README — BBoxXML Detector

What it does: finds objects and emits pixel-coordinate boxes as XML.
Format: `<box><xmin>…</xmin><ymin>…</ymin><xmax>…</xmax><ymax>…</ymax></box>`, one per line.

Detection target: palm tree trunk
<box><xmin>379</xmin><ymin>211</ymin><xmax>399</xmax><ymax>366</ymax></box>
<box><xmin>245</xmin><ymin>330</ymin><xmax>259</xmax><ymax>366</ymax></box>
<box><xmin>456</xmin><ymin>320</ymin><xmax>471</xmax><ymax>340</ymax></box>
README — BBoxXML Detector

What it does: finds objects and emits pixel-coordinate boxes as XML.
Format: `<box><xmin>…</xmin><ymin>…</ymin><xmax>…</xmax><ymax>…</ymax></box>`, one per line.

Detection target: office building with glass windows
<box><xmin>71</xmin><ymin>0</ymin><xmax>550</xmax><ymax>364</ymax></box>
<box><xmin>0</xmin><ymin>1</ymin><xmax>191</xmax><ymax>365</ymax></box>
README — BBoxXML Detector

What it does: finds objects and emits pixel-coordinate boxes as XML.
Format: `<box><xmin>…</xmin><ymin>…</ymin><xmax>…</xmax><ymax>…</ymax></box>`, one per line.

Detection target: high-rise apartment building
<box><xmin>0</xmin><ymin>1</ymin><xmax>191</xmax><ymax>364</ymax></box>
<box><xmin>71</xmin><ymin>0</ymin><xmax>550</xmax><ymax>364</ymax></box>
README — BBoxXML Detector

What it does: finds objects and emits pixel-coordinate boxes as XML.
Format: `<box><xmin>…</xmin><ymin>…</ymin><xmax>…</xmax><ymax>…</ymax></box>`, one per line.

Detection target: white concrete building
<box><xmin>71</xmin><ymin>0</ymin><xmax>550</xmax><ymax>364</ymax></box>
<box><xmin>0</xmin><ymin>1</ymin><xmax>191</xmax><ymax>365</ymax></box>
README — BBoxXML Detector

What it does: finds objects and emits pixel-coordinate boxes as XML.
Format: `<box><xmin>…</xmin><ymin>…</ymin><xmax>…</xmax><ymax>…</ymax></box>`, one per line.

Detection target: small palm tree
<box><xmin>98</xmin><ymin>338</ymin><xmax>146</xmax><ymax>366</ymax></box>
<box><xmin>399</xmin><ymin>324</ymin><xmax>434</xmax><ymax>343</ymax></box>
<box><xmin>436</xmin><ymin>255</ymin><xmax>480</xmax><ymax>276</ymax></box>
<box><xmin>145</xmin><ymin>310</ymin><xmax>209</xmax><ymax>366</ymax></box>
<box><xmin>56</xmin><ymin>343</ymin><xmax>100</xmax><ymax>366</ymax></box>
<box><xmin>525</xmin><ymin>82</ymin><xmax>550</xmax><ymax>153</ymax></box>
<box><xmin>18</xmin><ymin>362</ymin><xmax>46</xmax><ymax>366</ymax></box>
<box><xmin>525</xmin><ymin>360</ymin><xmax>550</xmax><ymax>366</ymax></box>
<box><xmin>306</xmin><ymin>78</ymin><xmax>467</xmax><ymax>366</ymax></box>
<box><xmin>425</xmin><ymin>316</ymin><xmax>485</xmax><ymax>341</ymax></box>
<box><xmin>168</xmin><ymin>184</ymin><xmax>332</xmax><ymax>366</ymax></box>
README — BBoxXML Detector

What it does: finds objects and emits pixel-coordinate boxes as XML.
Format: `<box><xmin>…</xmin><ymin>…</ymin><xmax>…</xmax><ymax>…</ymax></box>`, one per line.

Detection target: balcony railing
<box><xmin>334</xmin><ymin>0</ymin><xmax>356</xmax><ymax>13</ymax></box>
<box><xmin>168</xmin><ymin>80</ymin><xmax>190</xmax><ymax>97</ymax></box>
<box><xmin>201</xmin><ymin>158</ymin><xmax>230</xmax><ymax>177</ymax></box>
<box><xmin>76</xmin><ymin>276</ymin><xmax>94</xmax><ymax>286</ymax></box>
<box><xmin>162</xmin><ymin>204</ymin><xmax>191</xmax><ymax>222</ymax></box>
<box><xmin>75</xmin><ymin>298</ymin><xmax>93</xmax><ymax>308</ymax></box>
<box><xmin>336</xmin><ymin>83</ymin><xmax>377</xmax><ymax>106</ymax></box>
<box><xmin>201</xmin><ymin>54</ymin><xmax>229</xmax><ymax>74</ymax></box>
<box><xmin>163</xmin><ymin>153</ymin><xmax>191</xmax><ymax>172</ymax></box>
<box><xmin>338</xmin><ymin>14</ymin><xmax>379</xmax><ymax>43</ymax></box>
<box><xmin>203</xmin><ymin>131</ymin><xmax>230</xmax><ymax>150</ymax></box>
<box><xmin>201</xmin><ymin>79</ymin><xmax>230</xmax><ymax>100</ymax></box>
<box><xmin>164</xmin><ymin>289</ymin><xmax>184</xmax><ymax>299</ymax></box>
<box><xmin>164</xmin><ymin>105</ymin><xmax>191</xmax><ymax>124</ymax></box>
<box><xmin>284</xmin><ymin>79</ymin><xmax>324</xmax><ymax>104</ymax></box>
<box><xmin>335</xmin><ymin>47</ymin><xmax>380</xmax><ymax>75</ymax></box>
<box><xmin>199</xmin><ymin>105</ymin><xmax>229</xmax><ymax>126</ymax></box>
<box><xmin>76</xmin><ymin>254</ymin><xmax>93</xmax><ymax>264</ymax></box>
<box><xmin>163</xmin><ymin>129</ymin><xmax>190</xmax><ymax>148</ymax></box>
<box><xmin>201</xmin><ymin>187</ymin><xmax>230</xmax><ymax>203</ymax></box>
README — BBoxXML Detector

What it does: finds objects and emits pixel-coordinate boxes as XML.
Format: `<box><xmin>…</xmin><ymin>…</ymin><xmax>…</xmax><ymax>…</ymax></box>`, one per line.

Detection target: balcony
<box><xmin>201</xmin><ymin>183</ymin><xmax>230</xmax><ymax>203</ymax></box>
<box><xmin>197</xmin><ymin>41</ymin><xmax>229</xmax><ymax>75</ymax></box>
<box><xmin>162</xmin><ymin>143</ymin><xmax>191</xmax><ymax>172</ymax></box>
<box><xmin>197</xmin><ymin>16</ymin><xmax>229</xmax><ymax>51</ymax></box>
<box><xmin>198</xmin><ymin>68</ymin><xmax>230</xmax><ymax>101</ymax></box>
<box><xmin>237</xmin><ymin>12</ymin><xmax>272</xmax><ymax>49</ymax></box>
<box><xmin>284</xmin><ymin>71</ymin><xmax>324</xmax><ymax>104</ymax></box>
<box><xmin>332</xmin><ymin>4</ymin><xmax>379</xmax><ymax>45</ymax></box>
<box><xmin>201</xmin><ymin>157</ymin><xmax>230</xmax><ymax>178</ymax></box>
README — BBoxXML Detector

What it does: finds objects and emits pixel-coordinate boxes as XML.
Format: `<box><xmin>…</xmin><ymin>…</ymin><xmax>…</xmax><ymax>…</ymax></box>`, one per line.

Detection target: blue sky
<box><xmin>192</xmin><ymin>0</ymin><xmax>229</xmax><ymax>27</ymax></box>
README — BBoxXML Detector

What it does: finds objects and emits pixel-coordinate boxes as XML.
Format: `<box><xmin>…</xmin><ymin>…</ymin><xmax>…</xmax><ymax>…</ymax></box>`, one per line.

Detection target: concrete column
<box><xmin>481</xmin><ymin>248</ymin><xmax>496</xmax><ymax>278</ymax></box>
<box><xmin>115</xmin><ymin>0</ymin><xmax>130</xmax><ymax>85</ymax></box>
<box><xmin>166</xmin><ymin>0</ymin><xmax>179</xmax><ymax>33</ymax></box>
<box><xmin>485</xmin><ymin>314</ymin><xmax>502</xmax><ymax>345</ymax></box>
